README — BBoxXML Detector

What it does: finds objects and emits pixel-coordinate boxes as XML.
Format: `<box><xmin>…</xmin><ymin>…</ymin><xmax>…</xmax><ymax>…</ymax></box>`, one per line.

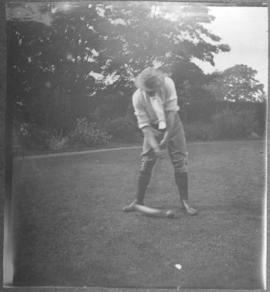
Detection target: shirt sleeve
<box><xmin>163</xmin><ymin>77</ymin><xmax>180</xmax><ymax>112</ymax></box>
<box><xmin>132</xmin><ymin>91</ymin><xmax>151</xmax><ymax>129</ymax></box>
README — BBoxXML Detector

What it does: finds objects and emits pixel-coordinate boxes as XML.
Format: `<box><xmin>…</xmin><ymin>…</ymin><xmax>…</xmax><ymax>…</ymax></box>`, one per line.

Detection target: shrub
<box><xmin>105</xmin><ymin>117</ymin><xmax>139</xmax><ymax>142</ymax></box>
<box><xmin>14</xmin><ymin>123</ymin><xmax>51</xmax><ymax>150</ymax></box>
<box><xmin>212</xmin><ymin>109</ymin><xmax>258</xmax><ymax>139</ymax></box>
<box><xmin>69</xmin><ymin>117</ymin><xmax>111</xmax><ymax>147</ymax></box>
<box><xmin>48</xmin><ymin>131</ymin><xmax>69</xmax><ymax>151</ymax></box>
<box><xmin>14</xmin><ymin>123</ymin><xmax>72</xmax><ymax>151</ymax></box>
<box><xmin>184</xmin><ymin>122</ymin><xmax>214</xmax><ymax>142</ymax></box>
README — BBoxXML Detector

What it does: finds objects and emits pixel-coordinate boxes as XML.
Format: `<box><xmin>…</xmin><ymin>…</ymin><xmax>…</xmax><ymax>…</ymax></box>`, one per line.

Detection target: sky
<box><xmin>194</xmin><ymin>6</ymin><xmax>268</xmax><ymax>93</ymax></box>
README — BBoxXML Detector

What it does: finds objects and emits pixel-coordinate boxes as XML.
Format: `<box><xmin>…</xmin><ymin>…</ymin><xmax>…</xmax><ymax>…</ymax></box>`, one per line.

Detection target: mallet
<box><xmin>134</xmin><ymin>204</ymin><xmax>175</xmax><ymax>218</ymax></box>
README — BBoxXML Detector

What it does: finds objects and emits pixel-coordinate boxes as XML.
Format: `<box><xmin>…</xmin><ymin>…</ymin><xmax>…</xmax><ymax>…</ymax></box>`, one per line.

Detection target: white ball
<box><xmin>166</xmin><ymin>210</ymin><xmax>175</xmax><ymax>218</ymax></box>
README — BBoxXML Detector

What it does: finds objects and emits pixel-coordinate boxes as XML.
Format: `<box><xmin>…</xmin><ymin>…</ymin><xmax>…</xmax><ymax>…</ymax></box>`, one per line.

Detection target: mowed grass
<box><xmin>11</xmin><ymin>140</ymin><xmax>265</xmax><ymax>289</ymax></box>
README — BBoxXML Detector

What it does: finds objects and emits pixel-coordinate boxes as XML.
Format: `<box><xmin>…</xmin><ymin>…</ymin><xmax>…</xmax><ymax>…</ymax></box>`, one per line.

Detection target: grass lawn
<box><xmin>11</xmin><ymin>140</ymin><xmax>265</xmax><ymax>289</ymax></box>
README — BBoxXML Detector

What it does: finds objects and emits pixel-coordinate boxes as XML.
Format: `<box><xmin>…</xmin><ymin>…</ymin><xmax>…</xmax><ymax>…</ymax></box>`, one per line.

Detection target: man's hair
<box><xmin>135</xmin><ymin>67</ymin><xmax>165</xmax><ymax>91</ymax></box>
<box><xmin>144</xmin><ymin>76</ymin><xmax>162</xmax><ymax>91</ymax></box>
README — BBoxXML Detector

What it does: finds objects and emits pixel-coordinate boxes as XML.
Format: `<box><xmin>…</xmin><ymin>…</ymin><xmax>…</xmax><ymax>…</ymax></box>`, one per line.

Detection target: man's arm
<box><xmin>160</xmin><ymin>77</ymin><xmax>179</xmax><ymax>149</ymax></box>
<box><xmin>160</xmin><ymin>111</ymin><xmax>177</xmax><ymax>149</ymax></box>
<box><xmin>132</xmin><ymin>91</ymin><xmax>151</xmax><ymax>129</ymax></box>
<box><xmin>133</xmin><ymin>91</ymin><xmax>162</xmax><ymax>157</ymax></box>
<box><xmin>142</xmin><ymin>126</ymin><xmax>162</xmax><ymax>157</ymax></box>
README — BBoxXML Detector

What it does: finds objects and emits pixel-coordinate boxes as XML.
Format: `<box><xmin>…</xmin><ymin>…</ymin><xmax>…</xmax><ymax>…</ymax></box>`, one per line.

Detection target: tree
<box><xmin>206</xmin><ymin>65</ymin><xmax>265</xmax><ymax>102</ymax></box>
<box><xmin>7</xmin><ymin>2</ymin><xmax>230</xmax><ymax>132</ymax></box>
<box><xmin>171</xmin><ymin>60</ymin><xmax>216</xmax><ymax>103</ymax></box>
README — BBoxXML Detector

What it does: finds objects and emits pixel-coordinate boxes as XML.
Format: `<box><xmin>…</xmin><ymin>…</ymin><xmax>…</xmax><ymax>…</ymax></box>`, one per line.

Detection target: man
<box><xmin>123</xmin><ymin>67</ymin><xmax>197</xmax><ymax>215</ymax></box>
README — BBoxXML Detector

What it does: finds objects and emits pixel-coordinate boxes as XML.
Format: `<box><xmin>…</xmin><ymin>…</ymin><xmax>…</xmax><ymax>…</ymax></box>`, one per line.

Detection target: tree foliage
<box><xmin>206</xmin><ymin>65</ymin><xmax>265</xmax><ymax>102</ymax></box>
<box><xmin>7</xmin><ymin>2</ymin><xmax>232</xmax><ymax>132</ymax></box>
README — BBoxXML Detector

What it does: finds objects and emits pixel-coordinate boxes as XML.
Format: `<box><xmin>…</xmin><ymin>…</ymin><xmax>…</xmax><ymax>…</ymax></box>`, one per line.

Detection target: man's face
<box><xmin>144</xmin><ymin>75</ymin><xmax>163</xmax><ymax>97</ymax></box>
<box><xmin>146</xmin><ymin>90</ymin><xmax>156</xmax><ymax>97</ymax></box>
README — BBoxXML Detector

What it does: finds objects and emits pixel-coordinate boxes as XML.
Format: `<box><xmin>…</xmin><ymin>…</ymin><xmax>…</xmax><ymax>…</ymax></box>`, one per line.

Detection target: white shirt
<box><xmin>132</xmin><ymin>76</ymin><xmax>180</xmax><ymax>129</ymax></box>
<box><xmin>147</xmin><ymin>93</ymin><xmax>166</xmax><ymax>130</ymax></box>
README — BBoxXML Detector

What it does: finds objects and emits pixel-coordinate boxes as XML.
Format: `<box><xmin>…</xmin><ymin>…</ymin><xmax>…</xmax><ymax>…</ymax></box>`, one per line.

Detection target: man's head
<box><xmin>135</xmin><ymin>67</ymin><xmax>165</xmax><ymax>95</ymax></box>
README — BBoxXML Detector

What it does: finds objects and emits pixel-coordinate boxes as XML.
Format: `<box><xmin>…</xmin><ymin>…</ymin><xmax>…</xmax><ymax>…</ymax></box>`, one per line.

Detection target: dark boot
<box><xmin>175</xmin><ymin>172</ymin><xmax>197</xmax><ymax>215</ymax></box>
<box><xmin>123</xmin><ymin>172</ymin><xmax>152</xmax><ymax>212</ymax></box>
<box><xmin>123</xmin><ymin>153</ymin><xmax>156</xmax><ymax>212</ymax></box>
<box><xmin>135</xmin><ymin>172</ymin><xmax>152</xmax><ymax>204</ymax></box>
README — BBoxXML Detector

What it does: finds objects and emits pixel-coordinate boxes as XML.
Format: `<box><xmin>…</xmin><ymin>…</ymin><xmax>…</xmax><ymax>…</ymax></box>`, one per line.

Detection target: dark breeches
<box><xmin>135</xmin><ymin>114</ymin><xmax>189</xmax><ymax>203</ymax></box>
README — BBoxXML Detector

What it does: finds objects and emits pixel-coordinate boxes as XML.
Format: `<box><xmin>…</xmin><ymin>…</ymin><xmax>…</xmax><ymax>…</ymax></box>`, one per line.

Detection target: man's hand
<box><xmin>142</xmin><ymin>126</ymin><xmax>159</xmax><ymax>148</ymax></box>
<box><xmin>159</xmin><ymin>111</ymin><xmax>177</xmax><ymax>149</ymax></box>
<box><xmin>142</xmin><ymin>126</ymin><xmax>165</xmax><ymax>158</ymax></box>
<box><xmin>159</xmin><ymin>136</ymin><xmax>168</xmax><ymax>149</ymax></box>
<box><xmin>153</xmin><ymin>146</ymin><xmax>164</xmax><ymax>158</ymax></box>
